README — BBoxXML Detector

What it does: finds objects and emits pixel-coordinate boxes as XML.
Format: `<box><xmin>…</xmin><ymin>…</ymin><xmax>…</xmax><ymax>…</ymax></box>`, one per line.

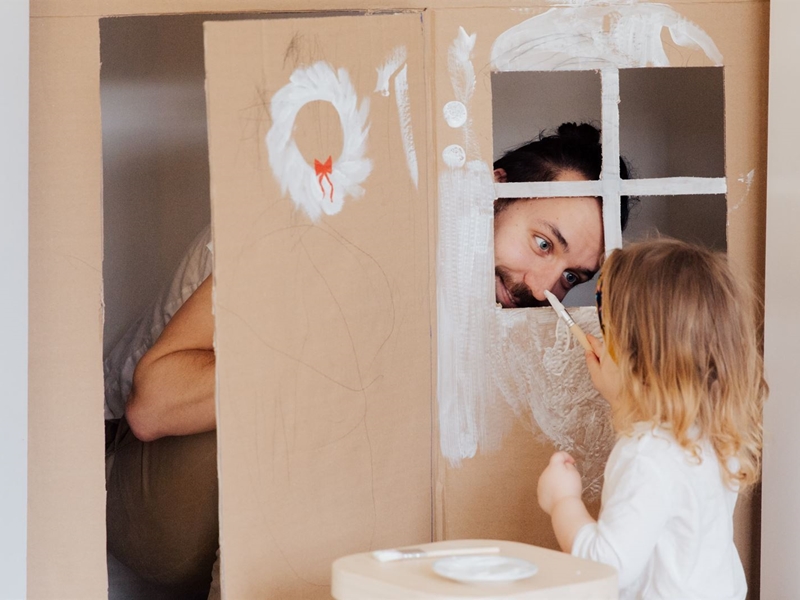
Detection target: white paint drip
<box><xmin>491</xmin><ymin>4</ymin><xmax>723</xmax><ymax>71</ymax></box>
<box><xmin>437</xmin><ymin>160</ymin><xmax>499</xmax><ymax>463</ymax></box>
<box><xmin>739</xmin><ymin>169</ymin><xmax>755</xmax><ymax>191</ymax></box>
<box><xmin>393</xmin><ymin>65</ymin><xmax>419</xmax><ymax>189</ymax></box>
<box><xmin>729</xmin><ymin>170</ymin><xmax>755</xmax><ymax>219</ymax></box>
<box><xmin>443</xmin><ymin>101</ymin><xmax>468</xmax><ymax>128</ymax></box>
<box><xmin>374</xmin><ymin>46</ymin><xmax>407</xmax><ymax>97</ymax></box>
<box><xmin>266</xmin><ymin>61</ymin><xmax>372</xmax><ymax>222</ymax></box>
<box><xmin>442</xmin><ymin>144</ymin><xmax>467</xmax><ymax>169</ymax></box>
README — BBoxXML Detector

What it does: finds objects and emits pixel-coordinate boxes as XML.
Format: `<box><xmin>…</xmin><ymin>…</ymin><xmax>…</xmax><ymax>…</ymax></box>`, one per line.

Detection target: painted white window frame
<box><xmin>493</xmin><ymin>67</ymin><xmax>728</xmax><ymax>256</ymax></box>
<box><xmin>0</xmin><ymin>0</ymin><xmax>29</xmax><ymax>597</ymax></box>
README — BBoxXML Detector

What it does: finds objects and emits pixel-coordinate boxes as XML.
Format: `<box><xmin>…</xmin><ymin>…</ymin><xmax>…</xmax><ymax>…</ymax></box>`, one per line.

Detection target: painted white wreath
<box><xmin>266</xmin><ymin>61</ymin><xmax>372</xmax><ymax>222</ymax></box>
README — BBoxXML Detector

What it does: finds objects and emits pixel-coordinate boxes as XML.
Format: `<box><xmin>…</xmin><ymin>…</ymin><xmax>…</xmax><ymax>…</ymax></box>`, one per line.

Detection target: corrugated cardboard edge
<box><xmin>30</xmin><ymin>0</ymin><xmax>770</xmax><ymax>19</ymax></box>
<box><xmin>28</xmin><ymin>15</ymin><xmax>108</xmax><ymax>600</ymax></box>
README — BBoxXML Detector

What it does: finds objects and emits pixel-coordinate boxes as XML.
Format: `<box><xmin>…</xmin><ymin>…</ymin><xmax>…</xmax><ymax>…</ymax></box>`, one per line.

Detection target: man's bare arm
<box><xmin>126</xmin><ymin>275</ymin><xmax>215</xmax><ymax>441</ymax></box>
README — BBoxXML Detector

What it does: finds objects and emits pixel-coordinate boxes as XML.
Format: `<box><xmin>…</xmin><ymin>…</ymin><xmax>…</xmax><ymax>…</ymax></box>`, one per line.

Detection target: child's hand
<box><xmin>537</xmin><ymin>451</ymin><xmax>583</xmax><ymax>515</ymax></box>
<box><xmin>585</xmin><ymin>334</ymin><xmax>622</xmax><ymax>406</ymax></box>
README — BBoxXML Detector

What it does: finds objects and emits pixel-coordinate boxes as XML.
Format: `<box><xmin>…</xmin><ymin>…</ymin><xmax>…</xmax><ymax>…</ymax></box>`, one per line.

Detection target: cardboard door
<box><xmin>203</xmin><ymin>14</ymin><xmax>431</xmax><ymax>599</ymax></box>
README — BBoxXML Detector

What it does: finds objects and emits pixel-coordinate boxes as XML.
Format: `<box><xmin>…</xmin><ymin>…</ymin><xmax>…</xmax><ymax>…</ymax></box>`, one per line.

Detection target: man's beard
<box><xmin>495</xmin><ymin>267</ymin><xmax>549</xmax><ymax>308</ymax></box>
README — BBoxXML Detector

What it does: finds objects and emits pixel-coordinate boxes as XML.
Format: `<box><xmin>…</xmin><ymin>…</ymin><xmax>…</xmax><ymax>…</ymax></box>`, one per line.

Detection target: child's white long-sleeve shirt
<box><xmin>572</xmin><ymin>422</ymin><xmax>746</xmax><ymax>600</ymax></box>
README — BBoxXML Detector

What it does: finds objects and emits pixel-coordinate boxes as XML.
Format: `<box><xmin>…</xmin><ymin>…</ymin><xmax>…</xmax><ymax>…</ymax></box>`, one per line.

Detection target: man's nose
<box><xmin>524</xmin><ymin>266</ymin><xmax>563</xmax><ymax>301</ymax></box>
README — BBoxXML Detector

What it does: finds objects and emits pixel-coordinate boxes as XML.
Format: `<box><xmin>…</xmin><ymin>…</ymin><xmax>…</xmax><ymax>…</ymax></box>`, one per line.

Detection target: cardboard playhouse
<box><xmin>29</xmin><ymin>0</ymin><xmax>768</xmax><ymax>597</ymax></box>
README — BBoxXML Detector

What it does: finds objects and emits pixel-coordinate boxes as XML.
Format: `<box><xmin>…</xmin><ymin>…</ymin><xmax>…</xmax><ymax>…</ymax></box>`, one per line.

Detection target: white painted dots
<box><xmin>442</xmin><ymin>144</ymin><xmax>467</xmax><ymax>168</ymax></box>
<box><xmin>443</xmin><ymin>101</ymin><xmax>468</xmax><ymax>128</ymax></box>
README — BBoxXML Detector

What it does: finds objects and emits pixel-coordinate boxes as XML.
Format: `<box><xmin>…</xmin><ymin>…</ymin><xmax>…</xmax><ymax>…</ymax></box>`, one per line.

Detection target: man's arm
<box><xmin>125</xmin><ymin>275</ymin><xmax>215</xmax><ymax>442</ymax></box>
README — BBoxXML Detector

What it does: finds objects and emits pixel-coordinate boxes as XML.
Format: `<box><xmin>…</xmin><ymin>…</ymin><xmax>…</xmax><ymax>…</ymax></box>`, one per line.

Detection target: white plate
<box><xmin>432</xmin><ymin>555</ymin><xmax>538</xmax><ymax>583</ymax></box>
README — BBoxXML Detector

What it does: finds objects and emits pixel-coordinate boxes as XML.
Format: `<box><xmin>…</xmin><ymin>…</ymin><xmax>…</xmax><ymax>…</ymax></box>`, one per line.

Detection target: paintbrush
<box><xmin>543</xmin><ymin>290</ymin><xmax>595</xmax><ymax>355</ymax></box>
<box><xmin>372</xmin><ymin>546</ymin><xmax>501</xmax><ymax>562</ymax></box>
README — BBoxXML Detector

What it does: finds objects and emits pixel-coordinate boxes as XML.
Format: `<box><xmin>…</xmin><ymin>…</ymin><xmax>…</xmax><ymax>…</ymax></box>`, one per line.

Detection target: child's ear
<box><xmin>494</xmin><ymin>168</ymin><xmax>507</xmax><ymax>183</ymax></box>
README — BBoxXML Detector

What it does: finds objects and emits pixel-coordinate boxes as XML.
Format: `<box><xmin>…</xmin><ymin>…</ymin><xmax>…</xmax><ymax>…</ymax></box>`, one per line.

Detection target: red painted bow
<box><xmin>314</xmin><ymin>156</ymin><xmax>334</xmax><ymax>201</ymax></box>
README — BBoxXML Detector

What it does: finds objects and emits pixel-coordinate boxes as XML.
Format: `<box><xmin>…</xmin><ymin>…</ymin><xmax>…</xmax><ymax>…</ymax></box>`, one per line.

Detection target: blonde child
<box><xmin>537</xmin><ymin>239</ymin><xmax>766</xmax><ymax>599</ymax></box>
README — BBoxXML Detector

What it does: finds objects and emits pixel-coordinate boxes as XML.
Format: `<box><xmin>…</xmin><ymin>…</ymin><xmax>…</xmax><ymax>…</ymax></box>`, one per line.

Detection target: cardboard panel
<box><xmin>204</xmin><ymin>14</ymin><xmax>432</xmax><ymax>598</ymax></box>
<box><xmin>31</xmin><ymin>0</ymin><xmax>769</xmax><ymax>18</ymax></box>
<box><xmin>25</xmin><ymin>1</ymin><xmax>768</xmax><ymax>595</ymax></box>
<box><xmin>431</xmin><ymin>6</ymin><xmax>767</xmax><ymax>595</ymax></box>
<box><xmin>28</xmin><ymin>16</ymin><xmax>108</xmax><ymax>600</ymax></box>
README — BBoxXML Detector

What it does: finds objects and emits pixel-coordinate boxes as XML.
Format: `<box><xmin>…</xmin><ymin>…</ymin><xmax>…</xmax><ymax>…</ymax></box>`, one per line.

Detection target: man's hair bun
<box><xmin>557</xmin><ymin>122</ymin><xmax>601</xmax><ymax>146</ymax></box>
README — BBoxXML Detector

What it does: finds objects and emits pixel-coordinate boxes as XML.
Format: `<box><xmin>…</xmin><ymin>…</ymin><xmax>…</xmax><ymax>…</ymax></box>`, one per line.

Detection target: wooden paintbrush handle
<box><xmin>569</xmin><ymin>323</ymin><xmax>594</xmax><ymax>355</ymax></box>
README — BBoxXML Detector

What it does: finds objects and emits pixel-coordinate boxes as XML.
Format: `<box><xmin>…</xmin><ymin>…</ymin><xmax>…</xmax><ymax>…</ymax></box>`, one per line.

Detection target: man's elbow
<box><xmin>125</xmin><ymin>392</ymin><xmax>162</xmax><ymax>442</ymax></box>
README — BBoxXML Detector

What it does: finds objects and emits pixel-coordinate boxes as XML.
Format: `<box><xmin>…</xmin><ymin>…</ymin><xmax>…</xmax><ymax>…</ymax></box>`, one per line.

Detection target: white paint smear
<box><xmin>436</xmin><ymin>6</ymin><xmax>726</xmax><ymax>494</ymax></box>
<box><xmin>442</xmin><ymin>144</ymin><xmax>466</xmax><ymax>168</ymax></box>
<box><xmin>739</xmin><ymin>169</ymin><xmax>755</xmax><ymax>190</ymax></box>
<box><xmin>436</xmin><ymin>26</ymin><xmax>614</xmax><ymax>495</ymax></box>
<box><xmin>266</xmin><ymin>61</ymin><xmax>372</xmax><ymax>223</ymax></box>
<box><xmin>393</xmin><ymin>65</ymin><xmax>419</xmax><ymax>188</ymax></box>
<box><xmin>491</xmin><ymin>4</ymin><xmax>723</xmax><ymax>71</ymax></box>
<box><xmin>443</xmin><ymin>101</ymin><xmax>468</xmax><ymax>128</ymax></box>
<box><xmin>730</xmin><ymin>170</ymin><xmax>756</xmax><ymax>216</ymax></box>
<box><xmin>374</xmin><ymin>46</ymin><xmax>407</xmax><ymax>97</ymax></box>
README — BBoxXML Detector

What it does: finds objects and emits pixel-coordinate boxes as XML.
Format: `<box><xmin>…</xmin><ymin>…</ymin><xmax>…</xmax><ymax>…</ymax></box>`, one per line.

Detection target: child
<box><xmin>537</xmin><ymin>239</ymin><xmax>766</xmax><ymax>599</ymax></box>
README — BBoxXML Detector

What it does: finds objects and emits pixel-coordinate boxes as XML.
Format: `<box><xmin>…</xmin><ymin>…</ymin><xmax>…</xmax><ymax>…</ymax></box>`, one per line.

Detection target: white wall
<box><xmin>492</xmin><ymin>67</ymin><xmax>726</xmax><ymax>307</ymax></box>
<box><xmin>761</xmin><ymin>1</ymin><xmax>800</xmax><ymax>596</ymax></box>
<box><xmin>0</xmin><ymin>1</ymin><xmax>28</xmax><ymax>598</ymax></box>
<box><xmin>101</xmin><ymin>16</ymin><xmax>213</xmax><ymax>354</ymax></box>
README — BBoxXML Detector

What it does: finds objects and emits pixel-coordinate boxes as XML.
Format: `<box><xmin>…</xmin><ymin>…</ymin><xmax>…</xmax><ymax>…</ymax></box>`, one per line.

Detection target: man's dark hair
<box><xmin>493</xmin><ymin>122</ymin><xmax>637</xmax><ymax>230</ymax></box>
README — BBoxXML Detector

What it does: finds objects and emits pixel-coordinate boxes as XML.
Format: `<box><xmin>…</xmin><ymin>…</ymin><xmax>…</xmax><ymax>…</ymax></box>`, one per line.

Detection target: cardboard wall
<box><xmin>28</xmin><ymin>1</ymin><xmax>769</xmax><ymax>598</ymax></box>
<box><xmin>29</xmin><ymin>16</ymin><xmax>108</xmax><ymax>599</ymax></box>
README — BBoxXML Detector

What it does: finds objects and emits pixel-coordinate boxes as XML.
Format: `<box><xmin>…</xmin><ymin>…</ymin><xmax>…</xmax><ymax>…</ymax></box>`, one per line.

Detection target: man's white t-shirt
<box><xmin>572</xmin><ymin>422</ymin><xmax>746</xmax><ymax>600</ymax></box>
<box><xmin>103</xmin><ymin>225</ymin><xmax>213</xmax><ymax>420</ymax></box>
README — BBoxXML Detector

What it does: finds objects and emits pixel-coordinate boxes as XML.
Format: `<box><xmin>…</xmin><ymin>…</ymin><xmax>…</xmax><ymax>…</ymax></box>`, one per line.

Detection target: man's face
<box><xmin>493</xmin><ymin>170</ymin><xmax>604</xmax><ymax>308</ymax></box>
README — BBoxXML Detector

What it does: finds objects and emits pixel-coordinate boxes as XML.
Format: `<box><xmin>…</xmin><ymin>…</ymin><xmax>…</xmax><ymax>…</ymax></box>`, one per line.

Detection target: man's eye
<box><xmin>534</xmin><ymin>235</ymin><xmax>551</xmax><ymax>252</ymax></box>
<box><xmin>564</xmin><ymin>271</ymin><xmax>578</xmax><ymax>286</ymax></box>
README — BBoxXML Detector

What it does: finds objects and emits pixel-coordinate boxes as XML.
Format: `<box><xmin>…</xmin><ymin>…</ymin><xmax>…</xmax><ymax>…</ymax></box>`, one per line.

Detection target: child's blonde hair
<box><xmin>600</xmin><ymin>238</ymin><xmax>766</xmax><ymax>489</ymax></box>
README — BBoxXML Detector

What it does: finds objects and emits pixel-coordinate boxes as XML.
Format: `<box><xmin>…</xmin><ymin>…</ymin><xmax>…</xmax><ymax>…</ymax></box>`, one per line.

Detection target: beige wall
<box><xmin>762</xmin><ymin>0</ymin><xmax>800</xmax><ymax>596</ymax></box>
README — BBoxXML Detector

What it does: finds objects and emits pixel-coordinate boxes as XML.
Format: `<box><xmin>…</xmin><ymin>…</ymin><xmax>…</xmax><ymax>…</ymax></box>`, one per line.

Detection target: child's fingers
<box><xmin>550</xmin><ymin>451</ymin><xmax>576</xmax><ymax>467</ymax></box>
<box><xmin>586</xmin><ymin>334</ymin><xmax>603</xmax><ymax>358</ymax></box>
